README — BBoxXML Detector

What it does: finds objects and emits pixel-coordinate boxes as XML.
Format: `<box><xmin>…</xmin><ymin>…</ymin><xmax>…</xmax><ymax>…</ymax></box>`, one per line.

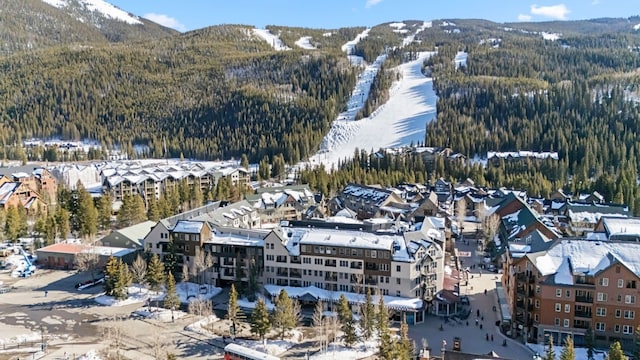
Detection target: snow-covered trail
<box><xmin>306</xmin><ymin>51</ymin><xmax>437</xmax><ymax>170</ymax></box>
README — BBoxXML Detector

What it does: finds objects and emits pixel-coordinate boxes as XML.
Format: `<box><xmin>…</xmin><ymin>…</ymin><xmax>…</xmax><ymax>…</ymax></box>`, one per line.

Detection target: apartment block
<box><xmin>262</xmin><ymin>225</ymin><xmax>444</xmax><ymax>324</ymax></box>
<box><xmin>503</xmin><ymin>237</ymin><xmax>640</xmax><ymax>351</ymax></box>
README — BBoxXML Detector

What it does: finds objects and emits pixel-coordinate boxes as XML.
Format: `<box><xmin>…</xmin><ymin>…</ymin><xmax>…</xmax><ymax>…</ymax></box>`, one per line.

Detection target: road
<box><xmin>407</xmin><ymin>229</ymin><xmax>535</xmax><ymax>359</ymax></box>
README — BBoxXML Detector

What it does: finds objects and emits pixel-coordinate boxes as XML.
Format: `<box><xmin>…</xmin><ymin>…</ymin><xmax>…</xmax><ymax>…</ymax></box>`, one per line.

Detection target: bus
<box><xmin>223</xmin><ymin>344</ymin><xmax>280</xmax><ymax>360</ymax></box>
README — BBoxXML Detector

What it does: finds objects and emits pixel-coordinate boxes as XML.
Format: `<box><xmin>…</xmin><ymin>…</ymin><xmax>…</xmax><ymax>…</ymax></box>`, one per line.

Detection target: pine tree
<box><xmin>56</xmin><ymin>207</ymin><xmax>70</xmax><ymax>240</ymax></box>
<box><xmin>164</xmin><ymin>238</ymin><xmax>178</xmax><ymax>276</ymax></box>
<box><xmin>97</xmin><ymin>193</ymin><xmax>113</xmax><ymax>231</ymax></box>
<box><xmin>76</xmin><ymin>183</ymin><xmax>98</xmax><ymax>238</ymax></box>
<box><xmin>164</xmin><ymin>272</ymin><xmax>180</xmax><ymax>311</ymax></box>
<box><xmin>245</xmin><ymin>259</ymin><xmax>260</xmax><ymax>301</ymax></box>
<box><xmin>146</xmin><ymin>194</ymin><xmax>160</xmax><ymax>222</ymax></box>
<box><xmin>607</xmin><ymin>341</ymin><xmax>627</xmax><ymax>360</ymax></box>
<box><xmin>393</xmin><ymin>316</ymin><xmax>413</xmax><ymax>360</ymax></box>
<box><xmin>114</xmin><ymin>258</ymin><xmax>132</xmax><ymax>300</ymax></box>
<box><xmin>377</xmin><ymin>295</ymin><xmax>394</xmax><ymax>359</ymax></box>
<box><xmin>337</xmin><ymin>294</ymin><xmax>356</xmax><ymax>347</ymax></box>
<box><xmin>585</xmin><ymin>327</ymin><xmax>595</xmax><ymax>360</ymax></box>
<box><xmin>272</xmin><ymin>289</ymin><xmax>296</xmax><ymax>340</ymax></box>
<box><xmin>104</xmin><ymin>256</ymin><xmax>119</xmax><ymax>297</ymax></box>
<box><xmin>544</xmin><ymin>335</ymin><xmax>556</xmax><ymax>360</ymax></box>
<box><xmin>360</xmin><ymin>288</ymin><xmax>376</xmax><ymax>340</ymax></box>
<box><xmin>560</xmin><ymin>335</ymin><xmax>575</xmax><ymax>360</ymax></box>
<box><xmin>634</xmin><ymin>325</ymin><xmax>640</xmax><ymax>360</ymax></box>
<box><xmin>228</xmin><ymin>284</ymin><xmax>243</xmax><ymax>324</ymax></box>
<box><xmin>250</xmin><ymin>298</ymin><xmax>271</xmax><ymax>342</ymax></box>
<box><xmin>146</xmin><ymin>254</ymin><xmax>166</xmax><ymax>293</ymax></box>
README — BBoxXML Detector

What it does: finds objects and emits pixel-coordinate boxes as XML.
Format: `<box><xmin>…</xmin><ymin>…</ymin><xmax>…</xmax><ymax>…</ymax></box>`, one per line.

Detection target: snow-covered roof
<box><xmin>208</xmin><ymin>231</ymin><xmax>264</xmax><ymax>247</ymax></box>
<box><xmin>487</xmin><ymin>151</ymin><xmax>559</xmax><ymax>160</ymax></box>
<box><xmin>601</xmin><ymin>217</ymin><xmax>640</xmax><ymax>237</ymax></box>
<box><xmin>173</xmin><ymin>220</ymin><xmax>205</xmax><ymax>234</ymax></box>
<box><xmin>341</xmin><ymin>184</ymin><xmax>394</xmax><ymax>206</ymax></box>
<box><xmin>275</xmin><ymin>227</ymin><xmax>414</xmax><ymax>262</ymax></box>
<box><xmin>534</xmin><ymin>239</ymin><xmax>640</xmax><ymax>278</ymax></box>
<box><xmin>264</xmin><ymin>284</ymin><xmax>423</xmax><ymax>311</ymax></box>
<box><xmin>0</xmin><ymin>182</ymin><xmax>20</xmax><ymax>205</ymax></box>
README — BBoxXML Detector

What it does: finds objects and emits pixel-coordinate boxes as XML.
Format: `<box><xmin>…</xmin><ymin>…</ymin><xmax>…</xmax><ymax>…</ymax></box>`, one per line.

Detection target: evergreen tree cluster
<box><xmin>104</xmin><ymin>255</ymin><xmax>132</xmax><ymax>300</ymax></box>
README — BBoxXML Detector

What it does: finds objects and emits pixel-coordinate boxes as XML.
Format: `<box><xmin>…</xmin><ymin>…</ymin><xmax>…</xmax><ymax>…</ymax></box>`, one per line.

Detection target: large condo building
<box><xmin>503</xmin><ymin>235</ymin><xmax>640</xmax><ymax>351</ymax></box>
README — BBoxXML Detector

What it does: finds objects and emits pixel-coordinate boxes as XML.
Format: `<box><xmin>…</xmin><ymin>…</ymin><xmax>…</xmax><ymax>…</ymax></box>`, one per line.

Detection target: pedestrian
<box><xmin>491</xmin><ymin>334</ymin><xmax>494</xmax><ymax>341</ymax></box>
<box><xmin>481</xmin><ymin>315</ymin><xmax>484</xmax><ymax>321</ymax></box>
<box><xmin>44</xmin><ymin>290</ymin><xmax>48</xmax><ymax>298</ymax></box>
<box><xmin>475</xmin><ymin>318</ymin><xmax>479</xmax><ymax>326</ymax></box>
<box><xmin>466</xmin><ymin>321</ymin><xmax>469</xmax><ymax>326</ymax></box>
<box><xmin>486</xmin><ymin>333</ymin><xmax>489</xmax><ymax>341</ymax></box>
<box><xmin>480</xmin><ymin>323</ymin><xmax>483</xmax><ymax>329</ymax></box>
<box><xmin>477</xmin><ymin>309</ymin><xmax>480</xmax><ymax>317</ymax></box>
<box><xmin>484</xmin><ymin>289</ymin><xmax>487</xmax><ymax>295</ymax></box>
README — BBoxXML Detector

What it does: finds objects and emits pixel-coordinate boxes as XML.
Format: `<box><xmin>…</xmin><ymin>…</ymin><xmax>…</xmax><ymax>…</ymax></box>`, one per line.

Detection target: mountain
<box><xmin>0</xmin><ymin>0</ymin><xmax>177</xmax><ymax>55</ymax></box>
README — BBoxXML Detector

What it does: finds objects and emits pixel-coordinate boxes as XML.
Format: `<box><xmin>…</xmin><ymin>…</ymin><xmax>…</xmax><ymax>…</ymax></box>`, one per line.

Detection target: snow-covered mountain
<box><xmin>41</xmin><ymin>0</ymin><xmax>143</xmax><ymax>25</ymax></box>
<box><xmin>0</xmin><ymin>0</ymin><xmax>176</xmax><ymax>54</ymax></box>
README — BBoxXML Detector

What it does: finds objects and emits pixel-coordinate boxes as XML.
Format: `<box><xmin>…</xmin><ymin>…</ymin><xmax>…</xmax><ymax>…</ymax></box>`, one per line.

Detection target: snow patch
<box><xmin>341</xmin><ymin>28</ymin><xmax>370</xmax><ymax>54</ymax></box>
<box><xmin>252</xmin><ymin>28</ymin><xmax>291</xmax><ymax>51</ymax></box>
<box><xmin>294</xmin><ymin>36</ymin><xmax>316</xmax><ymax>50</ymax></box>
<box><xmin>454</xmin><ymin>51</ymin><xmax>468</xmax><ymax>69</ymax></box>
<box><xmin>635</xmin><ymin>24</ymin><xmax>640</xmax><ymax>30</ymax></box>
<box><xmin>542</xmin><ymin>32</ymin><xmax>561</xmax><ymax>41</ymax></box>
<box><xmin>41</xmin><ymin>0</ymin><xmax>143</xmax><ymax>25</ymax></box>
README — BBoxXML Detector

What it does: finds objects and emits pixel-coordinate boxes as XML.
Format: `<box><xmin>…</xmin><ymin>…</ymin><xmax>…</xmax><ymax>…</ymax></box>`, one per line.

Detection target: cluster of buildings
<box><xmin>0</xmin><ymin>168</ymin><xmax>57</xmax><ymax>213</ymax></box>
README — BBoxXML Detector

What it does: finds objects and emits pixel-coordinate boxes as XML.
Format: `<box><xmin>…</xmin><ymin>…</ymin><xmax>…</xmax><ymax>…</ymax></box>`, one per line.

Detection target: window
<box><xmin>624</xmin><ymin>325</ymin><xmax>634</xmax><ymax>334</ymax></box>
<box><xmin>627</xmin><ymin>280</ymin><xmax>637</xmax><ymax>289</ymax></box>
<box><xmin>618</xmin><ymin>279</ymin><xmax>624</xmax><ymax>288</ymax></box>
<box><xmin>555</xmin><ymin>318</ymin><xmax>560</xmax><ymax>326</ymax></box>
<box><xmin>564</xmin><ymin>304</ymin><xmax>570</xmax><ymax>313</ymax></box>
<box><xmin>556</xmin><ymin>289</ymin><xmax>562</xmax><ymax>297</ymax></box>
<box><xmin>624</xmin><ymin>310</ymin><xmax>635</xmax><ymax>319</ymax></box>
<box><xmin>566</xmin><ymin>290</ymin><xmax>571</xmax><ymax>298</ymax></box>
<box><xmin>615</xmin><ymin>324</ymin><xmax>621</xmax><ymax>333</ymax></box>
<box><xmin>266</xmin><ymin>255</ymin><xmax>274</xmax><ymax>261</ymax></box>
<box><xmin>314</xmin><ymin>259</ymin><xmax>323</xmax><ymax>265</ymax></box>
<box><xmin>626</xmin><ymin>295</ymin><xmax>636</xmax><ymax>304</ymax></box>
<box><xmin>563</xmin><ymin>319</ymin><xmax>570</xmax><ymax>328</ymax></box>
<box><xmin>615</xmin><ymin>309</ymin><xmax>622</xmax><ymax>318</ymax></box>
<box><xmin>340</xmin><ymin>260</ymin><xmax>348</xmax><ymax>267</ymax></box>
<box><xmin>303</xmin><ymin>257</ymin><xmax>311</xmax><ymax>264</ymax></box>
<box><xmin>534</xmin><ymin>314</ymin><xmax>539</xmax><ymax>322</ymax></box>
<box><xmin>535</xmin><ymin>300</ymin><xmax>540</xmax><ymax>308</ymax></box>
<box><xmin>396</xmin><ymin>290</ymin><xmax>401</xmax><ymax>297</ymax></box>
<box><xmin>396</xmin><ymin>278</ymin><xmax>401</xmax><ymax>285</ymax></box>
<box><xmin>536</xmin><ymin>285</ymin><xmax>540</xmax><ymax>294</ymax></box>
<box><xmin>597</xmin><ymin>292</ymin><xmax>607</xmax><ymax>302</ymax></box>
<box><xmin>596</xmin><ymin>307</ymin><xmax>606</xmax><ymax>317</ymax></box>
<box><xmin>185</xmin><ymin>245</ymin><xmax>190</xmax><ymax>251</ymax></box>
<box><xmin>555</xmin><ymin>303</ymin><xmax>561</xmax><ymax>312</ymax></box>
<box><xmin>396</xmin><ymin>265</ymin><xmax>401</xmax><ymax>272</ymax></box>
<box><xmin>618</xmin><ymin>295</ymin><xmax>622</xmax><ymax>302</ymax></box>
<box><xmin>596</xmin><ymin>322</ymin><xmax>605</xmax><ymax>332</ymax></box>
<box><xmin>370</xmin><ymin>250</ymin><xmax>377</xmax><ymax>258</ymax></box>
<box><xmin>599</xmin><ymin>277</ymin><xmax>609</xmax><ymax>286</ymax></box>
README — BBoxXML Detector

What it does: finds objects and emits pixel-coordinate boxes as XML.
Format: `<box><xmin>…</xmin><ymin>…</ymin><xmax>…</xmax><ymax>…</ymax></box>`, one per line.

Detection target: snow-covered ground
<box><xmin>335</xmin><ymin>54</ymin><xmax>387</xmax><ymax>122</ymax></box>
<box><xmin>527</xmin><ymin>343</ymin><xmax>607</xmax><ymax>360</ymax></box>
<box><xmin>295</xmin><ymin>36</ymin><xmax>316</xmax><ymax>50</ymax></box>
<box><xmin>94</xmin><ymin>282</ymin><xmax>222</xmax><ymax>307</ymax></box>
<box><xmin>542</xmin><ymin>32</ymin><xmax>561</xmax><ymax>41</ymax></box>
<box><xmin>341</xmin><ymin>28</ymin><xmax>370</xmax><ymax>55</ymax></box>
<box><xmin>303</xmin><ymin>51</ymin><xmax>437</xmax><ymax>170</ymax></box>
<box><xmin>252</xmin><ymin>28</ymin><xmax>291</xmax><ymax>51</ymax></box>
<box><xmin>40</xmin><ymin>0</ymin><xmax>143</xmax><ymax>24</ymax></box>
<box><xmin>454</xmin><ymin>51</ymin><xmax>468</xmax><ymax>69</ymax></box>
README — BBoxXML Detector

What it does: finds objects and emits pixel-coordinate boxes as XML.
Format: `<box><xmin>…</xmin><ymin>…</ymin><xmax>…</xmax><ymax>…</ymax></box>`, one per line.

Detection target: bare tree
<box><xmin>455</xmin><ymin>197</ymin><xmax>467</xmax><ymax>236</ymax></box>
<box><xmin>352</xmin><ymin>273</ymin><xmax>364</xmax><ymax>297</ymax></box>
<box><xmin>75</xmin><ymin>246</ymin><xmax>100</xmax><ymax>281</ymax></box>
<box><xmin>151</xmin><ymin>325</ymin><xmax>168</xmax><ymax>360</ymax></box>
<box><xmin>204</xmin><ymin>252</ymin><xmax>214</xmax><ymax>285</ymax></box>
<box><xmin>292</xmin><ymin>299</ymin><xmax>303</xmax><ymax>327</ymax></box>
<box><xmin>188</xmin><ymin>298</ymin><xmax>213</xmax><ymax>319</ymax></box>
<box><xmin>312</xmin><ymin>301</ymin><xmax>326</xmax><ymax>352</ymax></box>
<box><xmin>325</xmin><ymin>314</ymin><xmax>340</xmax><ymax>352</ymax></box>
<box><xmin>483</xmin><ymin>214</ymin><xmax>501</xmax><ymax>244</ymax></box>
<box><xmin>102</xmin><ymin>316</ymin><xmax>124</xmax><ymax>360</ymax></box>
<box><xmin>194</xmin><ymin>249</ymin><xmax>206</xmax><ymax>285</ymax></box>
<box><xmin>130</xmin><ymin>254</ymin><xmax>147</xmax><ymax>293</ymax></box>
<box><xmin>182</xmin><ymin>262</ymin><xmax>190</xmax><ymax>298</ymax></box>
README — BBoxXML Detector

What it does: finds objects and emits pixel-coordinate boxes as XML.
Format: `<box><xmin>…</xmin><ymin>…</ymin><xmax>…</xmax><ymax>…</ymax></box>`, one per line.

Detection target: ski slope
<box><xmin>306</xmin><ymin>51</ymin><xmax>437</xmax><ymax>170</ymax></box>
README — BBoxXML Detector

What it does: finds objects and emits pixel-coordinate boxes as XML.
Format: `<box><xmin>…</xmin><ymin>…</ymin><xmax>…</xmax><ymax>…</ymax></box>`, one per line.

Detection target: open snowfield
<box><xmin>305</xmin><ymin>51</ymin><xmax>437</xmax><ymax>170</ymax></box>
<box><xmin>252</xmin><ymin>28</ymin><xmax>291</xmax><ymax>51</ymax></box>
<box><xmin>295</xmin><ymin>36</ymin><xmax>316</xmax><ymax>49</ymax></box>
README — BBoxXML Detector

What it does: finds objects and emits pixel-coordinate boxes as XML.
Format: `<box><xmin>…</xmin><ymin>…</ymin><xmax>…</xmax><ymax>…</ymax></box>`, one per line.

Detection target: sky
<box><xmin>105</xmin><ymin>0</ymin><xmax>638</xmax><ymax>32</ymax></box>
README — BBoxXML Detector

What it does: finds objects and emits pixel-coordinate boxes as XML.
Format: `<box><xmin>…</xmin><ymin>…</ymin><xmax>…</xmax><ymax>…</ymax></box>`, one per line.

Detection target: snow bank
<box><xmin>295</xmin><ymin>36</ymin><xmax>316</xmax><ymax>50</ymax></box>
<box><xmin>252</xmin><ymin>29</ymin><xmax>291</xmax><ymax>51</ymax></box>
<box><xmin>134</xmin><ymin>306</ymin><xmax>187</xmax><ymax>322</ymax></box>
<box><xmin>94</xmin><ymin>282</ymin><xmax>221</xmax><ymax>306</ymax></box>
<box><xmin>78</xmin><ymin>350</ymin><xmax>103</xmax><ymax>360</ymax></box>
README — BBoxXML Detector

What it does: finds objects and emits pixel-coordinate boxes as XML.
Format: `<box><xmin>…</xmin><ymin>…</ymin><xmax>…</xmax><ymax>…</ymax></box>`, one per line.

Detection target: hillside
<box><xmin>0</xmin><ymin>0</ymin><xmax>177</xmax><ymax>55</ymax></box>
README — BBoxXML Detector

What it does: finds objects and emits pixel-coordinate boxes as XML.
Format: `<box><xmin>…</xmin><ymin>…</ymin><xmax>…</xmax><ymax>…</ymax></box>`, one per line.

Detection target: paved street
<box><xmin>407</xmin><ymin>230</ymin><xmax>535</xmax><ymax>359</ymax></box>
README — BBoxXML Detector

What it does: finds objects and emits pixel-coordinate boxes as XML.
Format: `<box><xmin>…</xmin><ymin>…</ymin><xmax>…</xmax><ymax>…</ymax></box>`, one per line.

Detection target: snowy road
<box><xmin>307</xmin><ymin>51</ymin><xmax>437</xmax><ymax>170</ymax></box>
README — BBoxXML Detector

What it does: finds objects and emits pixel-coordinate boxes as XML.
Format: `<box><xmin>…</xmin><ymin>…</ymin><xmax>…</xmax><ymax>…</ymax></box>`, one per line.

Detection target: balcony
<box><xmin>223</xmin><ymin>258</ymin><xmax>234</xmax><ymax>266</ymax></box>
<box><xmin>573</xmin><ymin>320</ymin><xmax>591</xmax><ymax>329</ymax></box>
<box><xmin>290</xmin><ymin>256</ymin><xmax>301</xmax><ymax>264</ymax></box>
<box><xmin>276</xmin><ymin>256</ymin><xmax>288</xmax><ymax>263</ymax></box>
<box><xmin>574</xmin><ymin>310</ymin><xmax>592</xmax><ymax>318</ymax></box>
<box><xmin>529</xmin><ymin>289</ymin><xmax>535</xmax><ymax>297</ymax></box>
<box><xmin>516</xmin><ymin>300</ymin><xmax>525</xmax><ymax>309</ymax></box>
<box><xmin>290</xmin><ymin>280</ymin><xmax>301</xmax><ymax>287</ymax></box>
<box><xmin>527</xmin><ymin>303</ymin><xmax>534</xmax><ymax>311</ymax></box>
<box><xmin>325</xmin><ymin>273</ymin><xmax>338</xmax><ymax>282</ymax></box>
<box><xmin>350</xmin><ymin>261</ymin><xmax>363</xmax><ymax>269</ymax></box>
<box><xmin>276</xmin><ymin>269</ymin><xmax>289</xmax><ymax>277</ymax></box>
<box><xmin>576</xmin><ymin>295</ymin><xmax>594</xmax><ymax>303</ymax></box>
<box><xmin>290</xmin><ymin>270</ymin><xmax>302</xmax><ymax>278</ymax></box>
<box><xmin>365</xmin><ymin>277</ymin><xmax>378</xmax><ymax>285</ymax></box>
<box><xmin>516</xmin><ymin>286</ymin><xmax>526</xmax><ymax>295</ymax></box>
<box><xmin>324</xmin><ymin>259</ymin><xmax>337</xmax><ymax>267</ymax></box>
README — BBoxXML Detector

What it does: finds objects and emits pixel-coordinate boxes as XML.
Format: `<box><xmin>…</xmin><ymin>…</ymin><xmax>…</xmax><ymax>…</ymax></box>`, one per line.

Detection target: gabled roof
<box><xmin>173</xmin><ymin>220</ymin><xmax>206</xmax><ymax>234</ymax></box>
<box><xmin>0</xmin><ymin>182</ymin><xmax>20</xmax><ymax>205</ymax></box>
<box><xmin>341</xmin><ymin>183</ymin><xmax>396</xmax><ymax>206</ymax></box>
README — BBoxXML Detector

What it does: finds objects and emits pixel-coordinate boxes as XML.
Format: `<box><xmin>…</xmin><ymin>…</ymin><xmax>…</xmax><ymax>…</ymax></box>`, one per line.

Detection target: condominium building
<box><xmin>503</xmin><ymin>236</ymin><xmax>640</xmax><ymax>351</ymax></box>
<box><xmin>262</xmin><ymin>225</ymin><xmax>445</xmax><ymax>323</ymax></box>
